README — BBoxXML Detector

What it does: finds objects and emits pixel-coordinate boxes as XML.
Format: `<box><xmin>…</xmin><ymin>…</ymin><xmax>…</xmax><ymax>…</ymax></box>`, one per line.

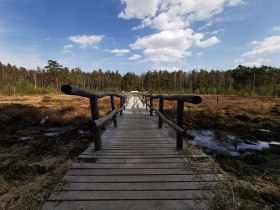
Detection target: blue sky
<box><xmin>0</xmin><ymin>0</ymin><xmax>280</xmax><ymax>74</ymax></box>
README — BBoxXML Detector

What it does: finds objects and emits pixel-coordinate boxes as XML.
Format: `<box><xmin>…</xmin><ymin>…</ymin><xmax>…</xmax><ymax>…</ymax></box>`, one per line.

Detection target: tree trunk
<box><xmin>33</xmin><ymin>73</ymin><xmax>37</xmax><ymax>89</ymax></box>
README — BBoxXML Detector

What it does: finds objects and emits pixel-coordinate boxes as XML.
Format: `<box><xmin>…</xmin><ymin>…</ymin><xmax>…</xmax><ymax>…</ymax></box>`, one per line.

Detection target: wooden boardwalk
<box><xmin>43</xmin><ymin>96</ymin><xmax>222</xmax><ymax>210</ymax></box>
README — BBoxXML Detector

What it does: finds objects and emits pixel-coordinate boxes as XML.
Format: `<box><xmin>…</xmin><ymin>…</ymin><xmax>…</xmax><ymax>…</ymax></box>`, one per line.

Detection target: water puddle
<box><xmin>44</xmin><ymin>127</ymin><xmax>88</xmax><ymax>138</ymax></box>
<box><xmin>17</xmin><ymin>126</ymin><xmax>89</xmax><ymax>141</ymax></box>
<box><xmin>187</xmin><ymin>129</ymin><xmax>279</xmax><ymax>157</ymax></box>
<box><xmin>18</xmin><ymin>136</ymin><xmax>34</xmax><ymax>141</ymax></box>
<box><xmin>44</xmin><ymin>127</ymin><xmax>68</xmax><ymax>138</ymax></box>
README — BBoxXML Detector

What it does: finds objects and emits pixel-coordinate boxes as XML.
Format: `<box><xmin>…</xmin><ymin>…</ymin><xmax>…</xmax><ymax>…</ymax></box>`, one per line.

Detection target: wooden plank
<box><xmin>101</xmin><ymin>146</ymin><xmax>176</xmax><ymax>149</ymax></box>
<box><xmin>103</xmin><ymin>140</ymin><xmax>171</xmax><ymax>143</ymax></box>
<box><xmin>43</xmin><ymin>199</ymin><xmax>210</xmax><ymax>210</ymax></box>
<box><xmin>71</xmin><ymin>163</ymin><xmax>187</xmax><ymax>169</ymax></box>
<box><xmin>99</xmin><ymin>149</ymin><xmax>178</xmax><ymax>152</ymax></box>
<box><xmin>82</xmin><ymin>152</ymin><xmax>180</xmax><ymax>155</ymax></box>
<box><xmin>102</xmin><ymin>145</ymin><xmax>174</xmax><ymax>148</ymax></box>
<box><xmin>56</xmin><ymin>182</ymin><xmax>217</xmax><ymax>191</ymax></box>
<box><xmin>80</xmin><ymin>149</ymin><xmax>176</xmax><ymax>155</ymax></box>
<box><xmin>89</xmin><ymin>155</ymin><xmax>183</xmax><ymax>159</ymax></box>
<box><xmin>64</xmin><ymin>174</ymin><xmax>223</xmax><ymax>183</ymax></box>
<box><xmin>102</xmin><ymin>137</ymin><xmax>173</xmax><ymax>140</ymax></box>
<box><xmin>96</xmin><ymin>158</ymin><xmax>185</xmax><ymax>164</ymax></box>
<box><xmin>101</xmin><ymin>144</ymin><xmax>175</xmax><ymax>147</ymax></box>
<box><xmin>101</xmin><ymin>137</ymin><xmax>174</xmax><ymax>140</ymax></box>
<box><xmin>102</xmin><ymin>135</ymin><xmax>169</xmax><ymax>138</ymax></box>
<box><xmin>102</xmin><ymin>142</ymin><xmax>174</xmax><ymax>145</ymax></box>
<box><xmin>43</xmin><ymin>96</ymin><xmax>221</xmax><ymax>210</ymax></box>
<box><xmin>67</xmin><ymin>168</ymin><xmax>193</xmax><ymax>176</ymax></box>
<box><xmin>103</xmin><ymin>141</ymin><xmax>175</xmax><ymax>144</ymax></box>
<box><xmin>47</xmin><ymin>190</ymin><xmax>212</xmax><ymax>201</ymax></box>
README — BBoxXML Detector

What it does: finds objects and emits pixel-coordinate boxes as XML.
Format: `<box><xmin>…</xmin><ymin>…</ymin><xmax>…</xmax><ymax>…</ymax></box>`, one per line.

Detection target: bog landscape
<box><xmin>0</xmin><ymin>61</ymin><xmax>279</xmax><ymax>209</ymax></box>
<box><xmin>1</xmin><ymin>0</ymin><xmax>280</xmax><ymax>209</ymax></box>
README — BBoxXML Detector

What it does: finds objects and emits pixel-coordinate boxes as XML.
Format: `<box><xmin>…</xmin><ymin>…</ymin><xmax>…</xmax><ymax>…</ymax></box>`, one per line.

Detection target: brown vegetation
<box><xmin>154</xmin><ymin>95</ymin><xmax>280</xmax><ymax>209</ymax></box>
<box><xmin>0</xmin><ymin>95</ymin><xmax>114</xmax><ymax>209</ymax></box>
<box><xmin>0</xmin><ymin>94</ymin><xmax>279</xmax><ymax>209</ymax></box>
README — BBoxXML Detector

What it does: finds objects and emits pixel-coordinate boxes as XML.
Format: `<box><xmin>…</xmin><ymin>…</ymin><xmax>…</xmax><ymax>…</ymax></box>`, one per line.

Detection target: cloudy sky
<box><xmin>0</xmin><ymin>0</ymin><xmax>280</xmax><ymax>73</ymax></box>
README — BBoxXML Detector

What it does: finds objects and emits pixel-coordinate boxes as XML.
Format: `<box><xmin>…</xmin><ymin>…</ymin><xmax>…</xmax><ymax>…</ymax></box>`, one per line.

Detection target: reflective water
<box><xmin>18</xmin><ymin>136</ymin><xmax>33</xmax><ymax>141</ymax></box>
<box><xmin>187</xmin><ymin>129</ymin><xmax>279</xmax><ymax>156</ymax></box>
<box><xmin>44</xmin><ymin>128</ymin><xmax>67</xmax><ymax>137</ymax></box>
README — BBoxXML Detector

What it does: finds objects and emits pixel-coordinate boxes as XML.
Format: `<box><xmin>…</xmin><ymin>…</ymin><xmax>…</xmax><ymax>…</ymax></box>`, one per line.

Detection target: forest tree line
<box><xmin>0</xmin><ymin>60</ymin><xmax>279</xmax><ymax>96</ymax></box>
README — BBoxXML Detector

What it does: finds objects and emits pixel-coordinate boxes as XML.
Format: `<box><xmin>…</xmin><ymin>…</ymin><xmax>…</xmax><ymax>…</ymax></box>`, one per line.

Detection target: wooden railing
<box><xmin>143</xmin><ymin>94</ymin><xmax>202</xmax><ymax>150</ymax></box>
<box><xmin>61</xmin><ymin>85</ymin><xmax>202</xmax><ymax>151</ymax></box>
<box><xmin>61</xmin><ymin>85</ymin><xmax>126</xmax><ymax>151</ymax></box>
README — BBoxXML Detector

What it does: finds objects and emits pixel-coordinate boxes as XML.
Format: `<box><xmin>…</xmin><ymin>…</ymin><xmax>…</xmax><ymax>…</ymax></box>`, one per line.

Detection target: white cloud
<box><xmin>226</xmin><ymin>0</ymin><xmax>247</xmax><ymax>6</ymax></box>
<box><xmin>234</xmin><ymin>57</ymin><xmax>269</xmax><ymax>67</ymax></box>
<box><xmin>210</xmin><ymin>28</ymin><xmax>225</xmax><ymax>35</ymax></box>
<box><xmin>196</xmin><ymin>36</ymin><xmax>221</xmax><ymax>48</ymax></box>
<box><xmin>120</xmin><ymin>0</ymin><xmax>246</xmax><ymax>30</ymax></box>
<box><xmin>119</xmin><ymin>0</ymin><xmax>243</xmax><ymax>65</ymax></box>
<box><xmin>128</xmin><ymin>54</ymin><xmax>142</xmax><ymax>61</ymax></box>
<box><xmin>240</xmin><ymin>58</ymin><xmax>269</xmax><ymax>67</ymax></box>
<box><xmin>132</xmin><ymin>18</ymin><xmax>153</xmax><ymax>30</ymax></box>
<box><xmin>199</xmin><ymin>21</ymin><xmax>213</xmax><ymax>31</ymax></box>
<box><xmin>242</xmin><ymin>36</ymin><xmax>280</xmax><ymax>58</ymax></box>
<box><xmin>130</xmin><ymin>29</ymin><xmax>219</xmax><ymax>63</ymax></box>
<box><xmin>272</xmin><ymin>26</ymin><xmax>280</xmax><ymax>32</ymax></box>
<box><xmin>119</xmin><ymin>0</ymin><xmax>160</xmax><ymax>19</ymax></box>
<box><xmin>249</xmin><ymin>40</ymin><xmax>259</xmax><ymax>45</ymax></box>
<box><xmin>152</xmin><ymin>12</ymin><xmax>188</xmax><ymax>31</ymax></box>
<box><xmin>110</xmin><ymin>49</ymin><xmax>130</xmax><ymax>56</ymax></box>
<box><xmin>62</xmin><ymin>44</ymin><xmax>73</xmax><ymax>54</ymax></box>
<box><xmin>151</xmin><ymin>65</ymin><xmax>180</xmax><ymax>72</ymax></box>
<box><xmin>68</xmin><ymin>35</ymin><xmax>104</xmax><ymax>49</ymax></box>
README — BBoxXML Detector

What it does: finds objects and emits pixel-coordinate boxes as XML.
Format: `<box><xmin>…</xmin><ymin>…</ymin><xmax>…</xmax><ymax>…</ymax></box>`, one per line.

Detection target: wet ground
<box><xmin>0</xmin><ymin>94</ymin><xmax>279</xmax><ymax>209</ymax></box>
<box><xmin>187</xmin><ymin>129</ymin><xmax>280</xmax><ymax>157</ymax></box>
<box><xmin>160</xmin><ymin>96</ymin><xmax>280</xmax><ymax>209</ymax></box>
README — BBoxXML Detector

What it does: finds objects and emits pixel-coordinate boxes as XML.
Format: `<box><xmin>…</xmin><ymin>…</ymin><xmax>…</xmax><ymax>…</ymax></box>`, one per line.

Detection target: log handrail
<box><xmin>93</xmin><ymin>106</ymin><xmax>125</xmax><ymax>128</ymax></box>
<box><xmin>61</xmin><ymin>85</ymin><xmax>126</xmax><ymax>151</ymax></box>
<box><xmin>144</xmin><ymin>94</ymin><xmax>202</xmax><ymax>104</ymax></box>
<box><xmin>61</xmin><ymin>85</ymin><xmax>202</xmax><ymax>151</ymax></box>
<box><xmin>61</xmin><ymin>84</ymin><xmax>123</xmax><ymax>99</ymax></box>
<box><xmin>144</xmin><ymin>94</ymin><xmax>202</xmax><ymax>150</ymax></box>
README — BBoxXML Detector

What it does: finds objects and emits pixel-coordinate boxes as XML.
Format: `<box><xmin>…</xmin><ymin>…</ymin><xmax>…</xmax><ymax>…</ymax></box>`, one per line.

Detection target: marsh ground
<box><xmin>0</xmin><ymin>94</ymin><xmax>279</xmax><ymax>209</ymax></box>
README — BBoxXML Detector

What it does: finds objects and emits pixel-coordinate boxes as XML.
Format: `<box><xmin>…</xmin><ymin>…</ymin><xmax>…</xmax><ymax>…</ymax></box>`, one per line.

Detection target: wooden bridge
<box><xmin>43</xmin><ymin>86</ymin><xmax>223</xmax><ymax>210</ymax></box>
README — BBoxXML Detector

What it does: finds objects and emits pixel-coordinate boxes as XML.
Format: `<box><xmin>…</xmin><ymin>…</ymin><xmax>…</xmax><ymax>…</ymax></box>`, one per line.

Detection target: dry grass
<box><xmin>148</xmin><ymin>95</ymin><xmax>280</xmax><ymax>119</ymax></box>
<box><xmin>0</xmin><ymin>160</ymin><xmax>72</xmax><ymax>210</ymax></box>
<box><xmin>0</xmin><ymin>94</ymin><xmax>118</xmax><ymax>126</ymax></box>
<box><xmin>181</xmin><ymin>143</ymin><xmax>236</xmax><ymax>209</ymax></box>
<box><xmin>0</xmin><ymin>94</ymin><xmax>279</xmax><ymax>209</ymax></box>
<box><xmin>0</xmin><ymin>94</ymin><xmax>117</xmax><ymax>209</ymax></box>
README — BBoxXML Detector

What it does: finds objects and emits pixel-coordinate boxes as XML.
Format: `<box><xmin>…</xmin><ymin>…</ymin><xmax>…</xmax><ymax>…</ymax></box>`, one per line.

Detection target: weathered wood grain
<box><xmin>48</xmin><ymin>190</ymin><xmax>212</xmax><ymax>200</ymax></box>
<box><xmin>43</xmin><ymin>200</ymin><xmax>210</xmax><ymax>210</ymax></box>
<box><xmin>64</xmin><ymin>174</ymin><xmax>223</xmax><ymax>183</ymax></box>
<box><xmin>56</xmin><ymin>182</ymin><xmax>218</xmax><ymax>191</ymax></box>
<box><xmin>43</xmin><ymin>96</ymin><xmax>221</xmax><ymax>210</ymax></box>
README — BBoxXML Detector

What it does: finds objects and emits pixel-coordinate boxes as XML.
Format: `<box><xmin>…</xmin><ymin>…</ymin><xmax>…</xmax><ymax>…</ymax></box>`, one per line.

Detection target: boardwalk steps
<box><xmin>43</xmin><ymin>99</ymin><xmax>222</xmax><ymax>210</ymax></box>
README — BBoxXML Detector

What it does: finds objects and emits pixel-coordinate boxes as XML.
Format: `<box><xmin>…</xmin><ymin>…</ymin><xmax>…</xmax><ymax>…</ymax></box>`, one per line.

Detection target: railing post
<box><xmin>150</xmin><ymin>97</ymin><xmax>153</xmax><ymax>116</ymax></box>
<box><xmin>123</xmin><ymin>96</ymin><xmax>126</xmax><ymax>110</ymax></box>
<box><xmin>158</xmin><ymin>98</ymin><xmax>164</xmax><ymax>128</ymax></box>
<box><xmin>176</xmin><ymin>100</ymin><xmax>184</xmax><ymax>150</ymax></box>
<box><xmin>110</xmin><ymin>95</ymin><xmax>117</xmax><ymax>128</ymax></box>
<box><xmin>120</xmin><ymin>96</ymin><xmax>124</xmax><ymax>115</ymax></box>
<box><xmin>90</xmin><ymin>97</ymin><xmax>102</xmax><ymax>151</ymax></box>
<box><xmin>145</xmin><ymin>96</ymin><xmax>148</xmax><ymax>110</ymax></box>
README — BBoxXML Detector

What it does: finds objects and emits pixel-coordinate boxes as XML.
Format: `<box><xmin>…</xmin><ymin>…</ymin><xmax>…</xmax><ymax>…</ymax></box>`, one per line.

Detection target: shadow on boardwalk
<box><xmin>43</xmin><ymin>96</ymin><xmax>223</xmax><ymax>210</ymax></box>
